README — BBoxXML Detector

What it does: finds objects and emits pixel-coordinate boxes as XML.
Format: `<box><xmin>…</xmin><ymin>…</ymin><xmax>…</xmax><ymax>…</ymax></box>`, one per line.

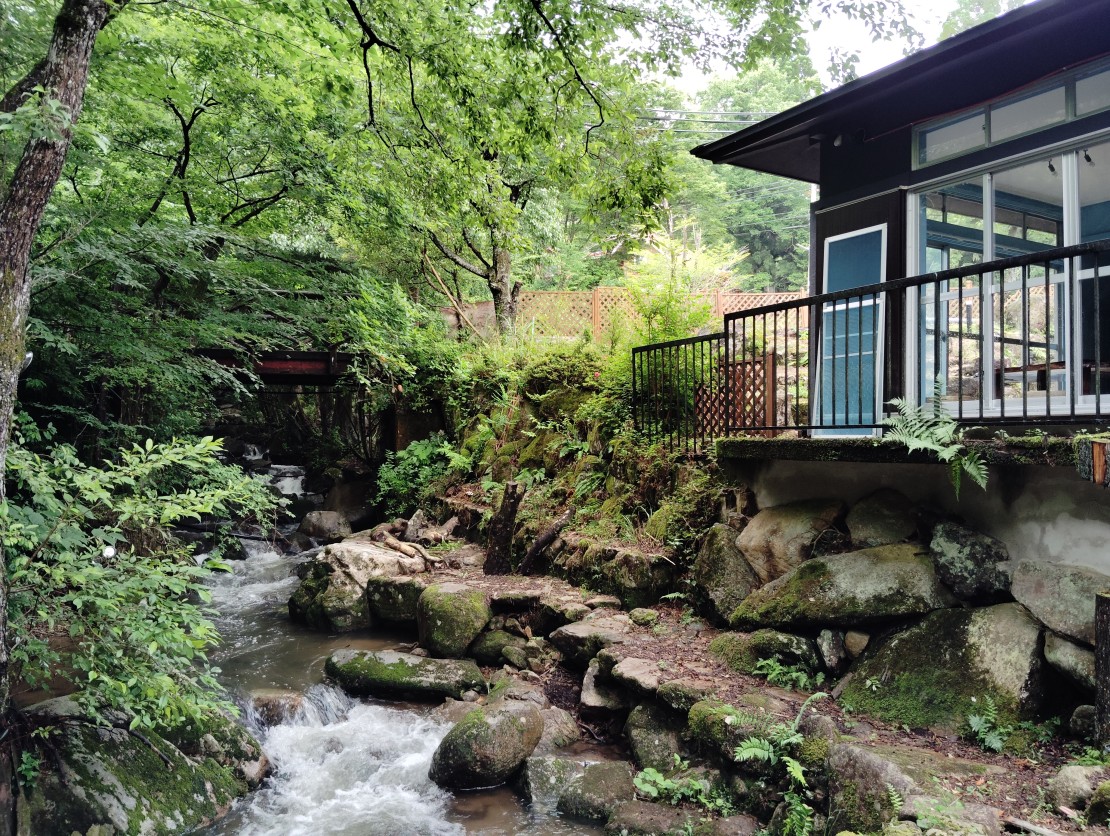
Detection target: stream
<box><xmin>199</xmin><ymin>463</ymin><xmax>607</xmax><ymax>835</ymax></box>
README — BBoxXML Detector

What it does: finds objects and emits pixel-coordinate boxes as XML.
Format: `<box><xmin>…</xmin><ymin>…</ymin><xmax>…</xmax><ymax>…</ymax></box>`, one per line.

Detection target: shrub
<box><xmin>3</xmin><ymin>424</ymin><xmax>279</xmax><ymax>731</ymax></box>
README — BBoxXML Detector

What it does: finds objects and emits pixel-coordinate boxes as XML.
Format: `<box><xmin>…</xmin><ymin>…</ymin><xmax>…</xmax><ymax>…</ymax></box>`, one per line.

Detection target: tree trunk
<box><xmin>1097</xmin><ymin>591</ymin><xmax>1110</xmax><ymax>750</ymax></box>
<box><xmin>487</xmin><ymin>246</ymin><xmax>516</xmax><ymax>335</ymax></box>
<box><xmin>518</xmin><ymin>508</ymin><xmax>572</xmax><ymax>576</ymax></box>
<box><xmin>484</xmin><ymin>481</ymin><xmax>524</xmax><ymax>575</ymax></box>
<box><xmin>0</xmin><ymin>0</ymin><xmax>119</xmax><ymax>719</ymax></box>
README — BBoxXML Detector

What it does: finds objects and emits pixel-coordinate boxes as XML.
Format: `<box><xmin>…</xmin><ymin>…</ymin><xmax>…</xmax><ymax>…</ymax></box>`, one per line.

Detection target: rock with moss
<box><xmin>365</xmin><ymin>574</ymin><xmax>430</xmax><ymax>624</ymax></box>
<box><xmin>16</xmin><ymin>697</ymin><xmax>263</xmax><ymax>836</ymax></box>
<box><xmin>325</xmin><ymin>649</ymin><xmax>484</xmax><ymax>701</ymax></box>
<box><xmin>549</xmin><ymin>612</ymin><xmax>632</xmax><ymax>667</ymax></box>
<box><xmin>1048</xmin><ymin>764</ymin><xmax>1106</xmax><ymax>810</ymax></box>
<box><xmin>656</xmin><ymin>679</ymin><xmax>714</xmax><ymax>714</ymax></box>
<box><xmin>557</xmin><ymin>761</ymin><xmax>636</xmax><ymax>823</ymax></box>
<box><xmin>1044</xmin><ymin>632</ymin><xmax>1095</xmax><ymax>691</ymax></box>
<box><xmin>429</xmin><ymin>700</ymin><xmax>544</xmax><ymax>790</ymax></box>
<box><xmin>730</xmin><ymin>544</ymin><xmax>957</xmax><ymax>630</ymax></box>
<box><xmin>694</xmin><ymin>523</ymin><xmax>762</xmax><ymax>624</ymax></box>
<box><xmin>1087</xmin><ymin>780</ymin><xmax>1110</xmax><ymax>827</ymax></box>
<box><xmin>536</xmin><ymin>706</ymin><xmax>580</xmax><ymax>753</ymax></box>
<box><xmin>686</xmin><ymin>699</ymin><xmax>770</xmax><ymax>763</ymax></box>
<box><xmin>708</xmin><ymin>629</ymin><xmax>820</xmax><ymax>675</ymax></box>
<box><xmin>417</xmin><ymin>582</ymin><xmax>491</xmax><ymax>658</ymax></box>
<box><xmin>581</xmin><ymin>657</ymin><xmax>629</xmax><ymax>717</ymax></box>
<box><xmin>298</xmin><ymin>509</ymin><xmax>352</xmax><ymax>542</ymax></box>
<box><xmin>827</xmin><ymin>742</ymin><xmax>1003</xmax><ymax>834</ymax></box>
<box><xmin>840</xmin><ymin>603</ymin><xmax>1046</xmax><ymax>729</ymax></box>
<box><xmin>469</xmin><ymin>629</ymin><xmax>528</xmax><ymax>666</ymax></box>
<box><xmin>289</xmin><ymin>541</ymin><xmax>425</xmax><ymax>632</ymax></box>
<box><xmin>928</xmin><ymin>521</ymin><xmax>1011</xmax><ymax>603</ymax></box>
<box><xmin>594</xmin><ymin>548</ymin><xmax>676</xmax><ymax>609</ymax></box>
<box><xmin>629</xmin><ymin>608</ymin><xmax>659</xmax><ymax>626</ymax></box>
<box><xmin>1011</xmin><ymin>560</ymin><xmax>1110</xmax><ymax>646</ymax></box>
<box><xmin>736</xmin><ymin>498</ymin><xmax>845</xmax><ymax>585</ymax></box>
<box><xmin>845</xmin><ymin>488</ymin><xmax>917</xmax><ymax>548</ymax></box>
<box><xmin>514</xmin><ymin>755</ymin><xmax>587</xmax><ymax>810</ymax></box>
<box><xmin>610</xmin><ymin>657</ymin><xmax>664</xmax><ymax>697</ymax></box>
<box><xmin>605</xmin><ymin>800</ymin><xmax>702</xmax><ymax>835</ymax></box>
<box><xmin>625</xmin><ymin>702</ymin><xmax>683</xmax><ymax>771</ymax></box>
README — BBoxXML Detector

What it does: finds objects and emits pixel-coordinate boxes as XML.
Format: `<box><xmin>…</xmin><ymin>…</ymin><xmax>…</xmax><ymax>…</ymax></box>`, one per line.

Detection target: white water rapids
<box><xmin>199</xmin><ymin>465</ymin><xmax>602</xmax><ymax>835</ymax></box>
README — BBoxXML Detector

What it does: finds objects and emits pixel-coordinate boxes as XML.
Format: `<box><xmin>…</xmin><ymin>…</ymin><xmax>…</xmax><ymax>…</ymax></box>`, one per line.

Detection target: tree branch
<box><xmin>428</xmin><ymin>230</ymin><xmax>486</xmax><ymax>279</ymax></box>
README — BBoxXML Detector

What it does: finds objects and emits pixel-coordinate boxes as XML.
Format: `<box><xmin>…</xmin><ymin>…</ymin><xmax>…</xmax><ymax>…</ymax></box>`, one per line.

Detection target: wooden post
<box><xmin>591</xmin><ymin>288</ymin><xmax>601</xmax><ymax>339</ymax></box>
<box><xmin>1097</xmin><ymin>591</ymin><xmax>1110</xmax><ymax>749</ymax></box>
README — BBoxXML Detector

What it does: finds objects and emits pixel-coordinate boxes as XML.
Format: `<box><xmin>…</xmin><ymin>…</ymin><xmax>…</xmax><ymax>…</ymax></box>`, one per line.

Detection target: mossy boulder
<box><xmin>625</xmin><ymin>702</ymin><xmax>683</xmax><ymax>771</ymax></box>
<box><xmin>605</xmin><ymin>800</ymin><xmax>702</xmax><ymax>835</ymax></box>
<box><xmin>827</xmin><ymin>742</ymin><xmax>1003</xmax><ymax>834</ymax></box>
<box><xmin>514</xmin><ymin>755</ymin><xmax>587</xmax><ymax>810</ymax></box>
<box><xmin>730</xmin><ymin>544</ymin><xmax>957</xmax><ymax>630</ymax></box>
<box><xmin>839</xmin><ymin>603</ymin><xmax>1046</xmax><ymax>729</ymax></box>
<box><xmin>736</xmin><ymin>498</ymin><xmax>845</xmax><ymax>585</ymax></box>
<box><xmin>845</xmin><ymin>488</ymin><xmax>918</xmax><ymax>548</ymax></box>
<box><xmin>1088</xmin><ymin>780</ymin><xmax>1110</xmax><ymax>827</ymax></box>
<box><xmin>557</xmin><ymin>760</ymin><xmax>636</xmax><ymax>823</ymax></box>
<box><xmin>469</xmin><ymin>629</ymin><xmax>528</xmax><ymax>666</ymax></box>
<box><xmin>694</xmin><ymin>524</ymin><xmax>762</xmax><ymax>624</ymax></box>
<box><xmin>429</xmin><ymin>701</ymin><xmax>544</xmax><ymax>790</ymax></box>
<box><xmin>928</xmin><ymin>521</ymin><xmax>1011</xmax><ymax>603</ymax></box>
<box><xmin>325</xmin><ymin>649</ymin><xmax>484</xmax><ymax>701</ymax></box>
<box><xmin>417</xmin><ymin>582</ymin><xmax>491</xmax><ymax>658</ymax></box>
<box><xmin>289</xmin><ymin>541</ymin><xmax>426</xmax><ymax>632</ymax></box>
<box><xmin>549</xmin><ymin>613</ymin><xmax>633</xmax><ymax>667</ymax></box>
<box><xmin>16</xmin><ymin>698</ymin><xmax>262</xmax><ymax>836</ymax></box>
<box><xmin>708</xmin><ymin>629</ymin><xmax>820</xmax><ymax>675</ymax></box>
<box><xmin>1044</xmin><ymin>632</ymin><xmax>1095</xmax><ymax>691</ymax></box>
<box><xmin>365</xmin><ymin>574</ymin><xmax>430</xmax><ymax>623</ymax></box>
<box><xmin>1011</xmin><ymin>560</ymin><xmax>1110</xmax><ymax>646</ymax></box>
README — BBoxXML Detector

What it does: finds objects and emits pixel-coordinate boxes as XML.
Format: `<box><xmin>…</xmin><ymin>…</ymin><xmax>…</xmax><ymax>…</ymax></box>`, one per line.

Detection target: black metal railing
<box><xmin>632</xmin><ymin>239</ymin><xmax>1110</xmax><ymax>449</ymax></box>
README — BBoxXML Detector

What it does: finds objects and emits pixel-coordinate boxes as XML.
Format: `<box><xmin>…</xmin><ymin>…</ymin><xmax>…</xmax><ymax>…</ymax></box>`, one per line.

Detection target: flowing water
<box><xmin>201</xmin><ymin>464</ymin><xmax>606</xmax><ymax>835</ymax></box>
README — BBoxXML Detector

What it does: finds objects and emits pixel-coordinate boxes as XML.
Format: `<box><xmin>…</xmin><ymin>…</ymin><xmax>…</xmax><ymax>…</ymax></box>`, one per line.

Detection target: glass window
<box><xmin>1077</xmin><ymin>67</ymin><xmax>1110</xmax><ymax>117</ymax></box>
<box><xmin>990</xmin><ymin>86</ymin><xmax>1067</xmax><ymax>143</ymax></box>
<box><xmin>1077</xmin><ymin>141</ymin><xmax>1110</xmax><ymax>386</ymax></box>
<box><xmin>918</xmin><ymin>111</ymin><xmax>986</xmax><ymax>165</ymax></box>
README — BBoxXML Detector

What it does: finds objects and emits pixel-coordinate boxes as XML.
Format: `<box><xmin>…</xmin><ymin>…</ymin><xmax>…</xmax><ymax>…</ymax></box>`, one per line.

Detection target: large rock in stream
<box><xmin>325</xmin><ymin>649</ymin><xmax>485</xmax><ymax>701</ymax></box>
<box><xmin>429</xmin><ymin>700</ymin><xmax>544</xmax><ymax>790</ymax></box>
<box><xmin>417</xmin><ymin>582</ymin><xmax>492</xmax><ymax>658</ymax></box>
<box><xmin>730</xmin><ymin>543</ymin><xmax>956</xmax><ymax>629</ymax></box>
<box><xmin>17</xmin><ymin>697</ymin><xmax>266</xmax><ymax>836</ymax></box>
<box><xmin>288</xmin><ymin>541</ymin><xmax>425</xmax><ymax>632</ymax></box>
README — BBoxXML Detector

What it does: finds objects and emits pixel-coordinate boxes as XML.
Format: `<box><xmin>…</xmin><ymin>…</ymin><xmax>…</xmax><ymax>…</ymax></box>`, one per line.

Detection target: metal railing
<box><xmin>632</xmin><ymin>239</ymin><xmax>1110</xmax><ymax>450</ymax></box>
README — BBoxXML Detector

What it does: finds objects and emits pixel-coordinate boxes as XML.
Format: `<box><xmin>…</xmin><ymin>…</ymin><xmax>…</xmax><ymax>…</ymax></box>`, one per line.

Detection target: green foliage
<box><xmin>633</xmin><ymin>756</ymin><xmax>735</xmax><ymax>816</ymax></box>
<box><xmin>753</xmin><ymin>656</ymin><xmax>826</xmax><ymax>692</ymax></box>
<box><xmin>375</xmin><ymin>434</ymin><xmax>466</xmax><ymax>519</ymax></box>
<box><xmin>2</xmin><ymin>424</ymin><xmax>279</xmax><ymax>731</ymax></box>
<box><xmin>883</xmin><ymin>380</ymin><xmax>988</xmax><ymax>498</ymax></box>
<box><xmin>1070</xmin><ymin>746</ymin><xmax>1110</xmax><ymax>766</ymax></box>
<box><xmin>733</xmin><ymin>693</ymin><xmax>826</xmax><ymax>836</ymax></box>
<box><xmin>15</xmin><ymin>750</ymin><xmax>42</xmax><ymax>791</ymax></box>
<box><xmin>965</xmin><ymin>696</ymin><xmax>1011</xmax><ymax>752</ymax></box>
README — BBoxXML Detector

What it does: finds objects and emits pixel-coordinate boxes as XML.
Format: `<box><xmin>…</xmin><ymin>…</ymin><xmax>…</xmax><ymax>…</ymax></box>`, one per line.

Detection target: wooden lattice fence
<box><xmin>513</xmin><ymin>288</ymin><xmax>806</xmax><ymax>338</ymax></box>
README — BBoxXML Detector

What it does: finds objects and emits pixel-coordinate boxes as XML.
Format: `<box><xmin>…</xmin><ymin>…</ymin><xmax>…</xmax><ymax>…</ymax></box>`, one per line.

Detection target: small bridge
<box><xmin>198</xmin><ymin>349</ymin><xmax>355</xmax><ymax>386</ymax></box>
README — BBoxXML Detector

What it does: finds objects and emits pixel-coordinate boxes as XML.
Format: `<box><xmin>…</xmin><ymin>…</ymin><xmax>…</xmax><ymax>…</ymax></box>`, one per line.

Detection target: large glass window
<box><xmin>914</xmin><ymin>58</ymin><xmax>1110</xmax><ymax>169</ymax></box>
<box><xmin>914</xmin><ymin>144</ymin><xmax>1110</xmax><ymax>417</ymax></box>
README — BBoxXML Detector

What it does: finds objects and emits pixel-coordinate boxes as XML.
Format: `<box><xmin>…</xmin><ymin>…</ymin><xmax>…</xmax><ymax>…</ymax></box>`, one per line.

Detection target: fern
<box><xmin>735</xmin><ymin>737</ymin><xmax>779</xmax><ymax>766</ymax></box>
<box><xmin>966</xmin><ymin>695</ymin><xmax>1011</xmax><ymax>752</ymax></box>
<box><xmin>883</xmin><ymin>378</ymin><xmax>988</xmax><ymax>498</ymax></box>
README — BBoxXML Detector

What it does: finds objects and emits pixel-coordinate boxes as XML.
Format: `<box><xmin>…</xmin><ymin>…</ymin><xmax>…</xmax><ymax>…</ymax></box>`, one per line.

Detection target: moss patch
<box><xmin>417</xmin><ymin>583</ymin><xmax>491</xmax><ymax>658</ymax></box>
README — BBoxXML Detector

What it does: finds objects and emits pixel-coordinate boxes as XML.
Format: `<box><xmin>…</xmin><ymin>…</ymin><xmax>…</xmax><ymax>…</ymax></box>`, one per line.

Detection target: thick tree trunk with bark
<box><xmin>484</xmin><ymin>481</ymin><xmax>524</xmax><ymax>575</ymax></box>
<box><xmin>487</xmin><ymin>247</ymin><xmax>517</xmax><ymax>335</ymax></box>
<box><xmin>0</xmin><ymin>0</ymin><xmax>119</xmax><ymax>720</ymax></box>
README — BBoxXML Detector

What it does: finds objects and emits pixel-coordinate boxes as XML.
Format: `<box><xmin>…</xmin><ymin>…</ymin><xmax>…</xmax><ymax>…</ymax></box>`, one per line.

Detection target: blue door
<box><xmin>817</xmin><ymin>225</ymin><xmax>886</xmax><ymax>436</ymax></box>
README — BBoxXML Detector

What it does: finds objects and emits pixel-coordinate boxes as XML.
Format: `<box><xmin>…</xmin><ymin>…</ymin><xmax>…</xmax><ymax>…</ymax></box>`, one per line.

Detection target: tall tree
<box><xmin>0</xmin><ymin>0</ymin><xmax>128</xmax><ymax>718</ymax></box>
